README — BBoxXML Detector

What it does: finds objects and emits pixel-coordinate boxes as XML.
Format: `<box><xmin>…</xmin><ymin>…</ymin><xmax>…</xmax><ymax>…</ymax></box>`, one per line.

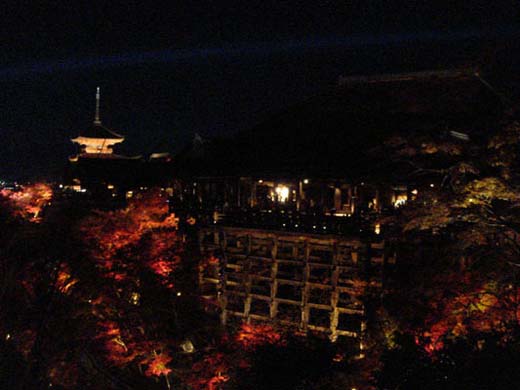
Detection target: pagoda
<box><xmin>70</xmin><ymin>87</ymin><xmax>125</xmax><ymax>158</ymax></box>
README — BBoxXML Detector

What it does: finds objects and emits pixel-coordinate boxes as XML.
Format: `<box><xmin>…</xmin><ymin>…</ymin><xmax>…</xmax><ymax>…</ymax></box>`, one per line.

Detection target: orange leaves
<box><xmin>96</xmin><ymin>321</ymin><xmax>139</xmax><ymax>367</ymax></box>
<box><xmin>80</xmin><ymin>189</ymin><xmax>175</xmax><ymax>261</ymax></box>
<box><xmin>77</xmin><ymin>190</ymin><xmax>182</xmax><ymax>379</ymax></box>
<box><xmin>419</xmin><ymin>275</ymin><xmax>518</xmax><ymax>354</ymax></box>
<box><xmin>187</xmin><ymin>324</ymin><xmax>286</xmax><ymax>389</ymax></box>
<box><xmin>235</xmin><ymin>323</ymin><xmax>283</xmax><ymax>350</ymax></box>
<box><xmin>55</xmin><ymin>263</ymin><xmax>78</xmax><ymax>294</ymax></box>
<box><xmin>148</xmin><ymin>259</ymin><xmax>176</xmax><ymax>278</ymax></box>
<box><xmin>96</xmin><ymin>320</ymin><xmax>174</xmax><ymax>377</ymax></box>
<box><xmin>79</xmin><ymin>188</ymin><xmax>181</xmax><ymax>288</ymax></box>
<box><xmin>189</xmin><ymin>352</ymin><xmax>231</xmax><ymax>390</ymax></box>
<box><xmin>207</xmin><ymin>372</ymin><xmax>230</xmax><ymax>390</ymax></box>
<box><xmin>144</xmin><ymin>353</ymin><xmax>173</xmax><ymax>377</ymax></box>
<box><xmin>146</xmin><ymin>230</ymin><xmax>182</xmax><ymax>285</ymax></box>
<box><xmin>0</xmin><ymin>183</ymin><xmax>52</xmax><ymax>222</ymax></box>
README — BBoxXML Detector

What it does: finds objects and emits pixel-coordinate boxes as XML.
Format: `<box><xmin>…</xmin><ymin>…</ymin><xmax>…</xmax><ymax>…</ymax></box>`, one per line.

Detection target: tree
<box><xmin>377</xmin><ymin>119</ymin><xmax>520</xmax><ymax>359</ymax></box>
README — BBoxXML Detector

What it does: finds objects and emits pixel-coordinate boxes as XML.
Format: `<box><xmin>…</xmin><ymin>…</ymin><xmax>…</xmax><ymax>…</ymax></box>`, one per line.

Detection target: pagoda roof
<box><xmin>78</xmin><ymin>122</ymin><xmax>124</xmax><ymax>139</ymax></box>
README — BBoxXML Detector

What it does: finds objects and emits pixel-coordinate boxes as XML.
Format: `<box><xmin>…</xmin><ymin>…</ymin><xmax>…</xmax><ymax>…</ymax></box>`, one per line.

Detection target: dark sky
<box><xmin>1</xmin><ymin>1</ymin><xmax>519</xmax><ymax>180</ymax></box>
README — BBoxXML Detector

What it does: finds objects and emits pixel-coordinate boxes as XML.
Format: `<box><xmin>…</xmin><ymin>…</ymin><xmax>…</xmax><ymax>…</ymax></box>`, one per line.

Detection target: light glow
<box><xmin>394</xmin><ymin>194</ymin><xmax>407</xmax><ymax>208</ymax></box>
<box><xmin>374</xmin><ymin>223</ymin><xmax>381</xmax><ymax>235</ymax></box>
<box><xmin>275</xmin><ymin>185</ymin><xmax>289</xmax><ymax>203</ymax></box>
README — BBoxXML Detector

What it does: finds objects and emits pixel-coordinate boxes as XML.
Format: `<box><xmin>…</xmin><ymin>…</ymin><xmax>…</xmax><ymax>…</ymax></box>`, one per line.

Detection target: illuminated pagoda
<box><xmin>70</xmin><ymin>87</ymin><xmax>125</xmax><ymax>157</ymax></box>
<box><xmin>67</xmin><ymin>87</ymin><xmax>147</xmax><ymax>196</ymax></box>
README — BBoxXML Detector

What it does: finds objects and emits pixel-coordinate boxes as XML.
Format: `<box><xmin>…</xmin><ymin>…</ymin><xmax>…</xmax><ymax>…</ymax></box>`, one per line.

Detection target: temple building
<box><xmin>66</xmin><ymin>88</ymin><xmax>172</xmax><ymax>197</ymax></box>
<box><xmin>70</xmin><ymin>87</ymin><xmax>125</xmax><ymax>158</ymax></box>
<box><xmin>189</xmin><ymin>68</ymin><xmax>508</xmax><ymax>347</ymax></box>
<box><xmin>170</xmin><ymin>68</ymin><xmax>506</xmax><ymax>233</ymax></box>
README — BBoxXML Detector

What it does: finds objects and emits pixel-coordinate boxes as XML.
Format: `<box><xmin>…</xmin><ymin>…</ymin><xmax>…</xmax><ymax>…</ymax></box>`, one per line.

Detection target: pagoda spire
<box><xmin>94</xmin><ymin>86</ymin><xmax>101</xmax><ymax>125</ymax></box>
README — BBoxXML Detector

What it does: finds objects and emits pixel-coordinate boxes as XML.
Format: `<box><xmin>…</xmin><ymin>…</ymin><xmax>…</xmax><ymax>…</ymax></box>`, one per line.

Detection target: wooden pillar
<box><xmin>346</xmin><ymin>185</ymin><xmax>352</xmax><ymax>213</ymax></box>
<box><xmin>218</xmin><ymin>230</ymin><xmax>228</xmax><ymax>325</ymax></box>
<box><xmin>292</xmin><ymin>241</ymin><xmax>299</xmax><ymax>260</ymax></box>
<box><xmin>300</xmin><ymin>240</ymin><xmax>310</xmax><ymax>332</ymax></box>
<box><xmin>270</xmin><ymin>237</ymin><xmax>279</xmax><ymax>319</ymax></box>
<box><xmin>359</xmin><ymin>312</ymin><xmax>367</xmax><ymax>359</ymax></box>
<box><xmin>329</xmin><ymin>240</ymin><xmax>340</xmax><ymax>342</ymax></box>
<box><xmin>213</xmin><ymin>229</ymin><xmax>220</xmax><ymax>247</ymax></box>
<box><xmin>243</xmin><ymin>234</ymin><xmax>253</xmax><ymax>323</ymax></box>
<box><xmin>351</xmin><ymin>185</ymin><xmax>357</xmax><ymax>214</ymax></box>
<box><xmin>250</xmin><ymin>182</ymin><xmax>257</xmax><ymax>208</ymax></box>
<box><xmin>334</xmin><ymin>187</ymin><xmax>342</xmax><ymax>211</ymax></box>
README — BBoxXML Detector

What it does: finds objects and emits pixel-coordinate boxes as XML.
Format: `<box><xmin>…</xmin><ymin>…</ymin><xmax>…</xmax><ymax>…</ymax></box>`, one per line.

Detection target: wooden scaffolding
<box><xmin>198</xmin><ymin>226</ymin><xmax>385</xmax><ymax>349</ymax></box>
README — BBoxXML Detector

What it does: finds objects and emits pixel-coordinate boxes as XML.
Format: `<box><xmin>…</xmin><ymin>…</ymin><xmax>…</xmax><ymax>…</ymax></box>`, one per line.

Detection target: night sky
<box><xmin>1</xmin><ymin>1</ymin><xmax>519</xmax><ymax>181</ymax></box>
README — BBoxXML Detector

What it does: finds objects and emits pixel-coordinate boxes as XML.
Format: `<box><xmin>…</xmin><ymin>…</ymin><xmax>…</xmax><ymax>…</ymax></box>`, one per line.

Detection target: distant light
<box><xmin>5</xmin><ymin>333</ymin><xmax>10</xmax><ymax>340</ymax></box>
<box><xmin>258</xmin><ymin>179</ymin><xmax>263</xmax><ymax>184</ymax></box>
<box><xmin>312</xmin><ymin>225</ymin><xmax>316</xmax><ymax>229</ymax></box>
<box><xmin>130</xmin><ymin>292</ymin><xmax>140</xmax><ymax>305</ymax></box>
<box><xmin>295</xmin><ymin>224</ymin><xmax>299</xmax><ymax>228</ymax></box>
<box><xmin>374</xmin><ymin>223</ymin><xmax>381</xmax><ymax>235</ymax></box>
<box><xmin>449</xmin><ymin>130</ymin><xmax>470</xmax><ymax>141</ymax></box>
<box><xmin>181</xmin><ymin>339</ymin><xmax>195</xmax><ymax>353</ymax></box>
<box><xmin>323</xmin><ymin>226</ymin><xmax>327</xmax><ymax>230</ymax></box>
<box><xmin>411</xmin><ymin>189</ymin><xmax>418</xmax><ymax>195</ymax></box>
<box><xmin>394</xmin><ymin>194</ymin><xmax>407</xmax><ymax>208</ymax></box>
<box><xmin>303</xmin><ymin>179</ymin><xmax>309</xmax><ymax>184</ymax></box>
<box><xmin>430</xmin><ymin>183</ymin><xmax>435</xmax><ymax>188</ymax></box>
<box><xmin>177</xmin><ymin>291</ymin><xmax>182</xmax><ymax>296</ymax></box>
<box><xmin>275</xmin><ymin>185</ymin><xmax>289</xmax><ymax>203</ymax></box>
<box><xmin>59</xmin><ymin>184</ymin><xmax>63</xmax><ymax>189</ymax></box>
<box><xmin>107</xmin><ymin>184</ymin><xmax>114</xmax><ymax>190</ymax></box>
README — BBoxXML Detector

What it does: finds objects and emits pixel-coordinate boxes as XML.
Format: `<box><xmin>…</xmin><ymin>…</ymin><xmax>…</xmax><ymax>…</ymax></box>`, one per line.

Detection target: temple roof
<box><xmin>173</xmin><ymin>68</ymin><xmax>506</xmax><ymax>180</ymax></box>
<box><xmin>78</xmin><ymin>122</ymin><xmax>124</xmax><ymax>139</ymax></box>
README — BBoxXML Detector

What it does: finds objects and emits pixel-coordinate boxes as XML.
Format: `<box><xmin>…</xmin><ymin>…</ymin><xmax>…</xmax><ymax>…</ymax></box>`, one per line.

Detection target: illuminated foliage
<box><xmin>186</xmin><ymin>324</ymin><xmax>286</xmax><ymax>390</ymax></box>
<box><xmin>235</xmin><ymin>323</ymin><xmax>283</xmax><ymax>350</ymax></box>
<box><xmin>55</xmin><ymin>263</ymin><xmax>78</xmax><ymax>294</ymax></box>
<box><xmin>379</xmin><ymin>120</ymin><xmax>520</xmax><ymax>362</ymax></box>
<box><xmin>144</xmin><ymin>352</ymin><xmax>173</xmax><ymax>377</ymax></box>
<box><xmin>0</xmin><ymin>183</ymin><xmax>52</xmax><ymax>222</ymax></box>
<box><xmin>189</xmin><ymin>352</ymin><xmax>231</xmax><ymax>390</ymax></box>
<box><xmin>79</xmin><ymin>188</ymin><xmax>180</xmax><ymax>287</ymax></box>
